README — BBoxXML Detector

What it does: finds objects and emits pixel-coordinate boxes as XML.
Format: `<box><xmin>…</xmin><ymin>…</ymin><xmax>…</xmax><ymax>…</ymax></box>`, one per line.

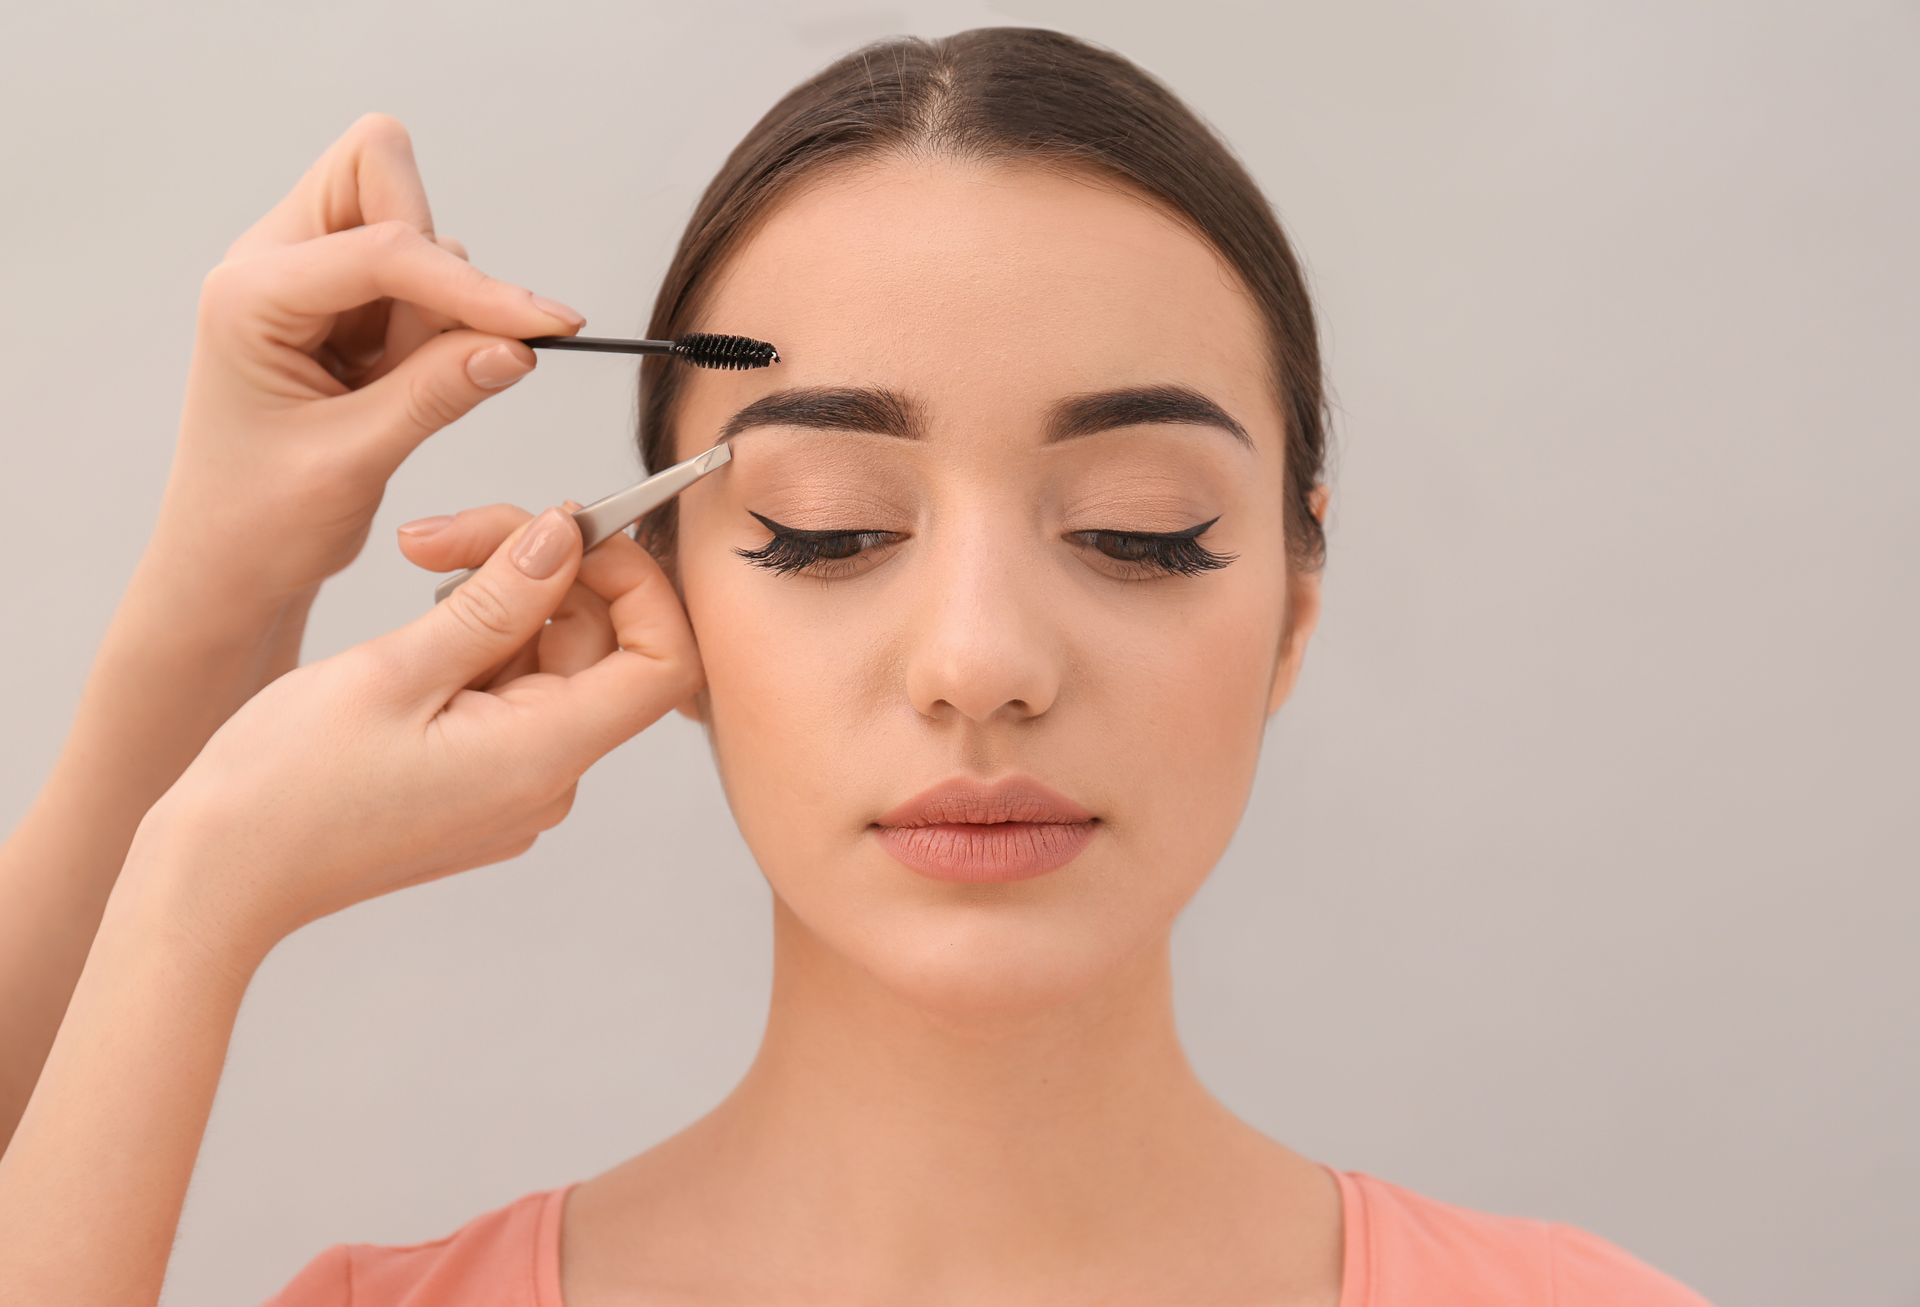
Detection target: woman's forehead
<box><xmin>680</xmin><ymin>157</ymin><xmax>1276</xmax><ymax>454</ymax></box>
<box><xmin>702</xmin><ymin>157</ymin><xmax>1266</xmax><ymax>372</ymax></box>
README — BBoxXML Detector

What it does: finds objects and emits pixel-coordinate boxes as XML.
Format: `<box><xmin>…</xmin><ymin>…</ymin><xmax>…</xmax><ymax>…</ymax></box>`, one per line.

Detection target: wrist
<box><xmin>116</xmin><ymin>801</ymin><xmax>284</xmax><ymax>986</ymax></box>
<box><xmin>128</xmin><ymin>540</ymin><xmax>295</xmax><ymax>645</ymax></box>
<box><xmin>57</xmin><ymin>566</ymin><xmax>293</xmax><ymax>812</ymax></box>
<box><xmin>258</xmin><ymin>581</ymin><xmax>320</xmax><ymax>681</ymax></box>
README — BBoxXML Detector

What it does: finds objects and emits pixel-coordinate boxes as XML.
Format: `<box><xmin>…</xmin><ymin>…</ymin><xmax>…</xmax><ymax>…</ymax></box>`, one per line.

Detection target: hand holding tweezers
<box><xmin>429</xmin><ymin>440</ymin><xmax>732</xmax><ymax>605</ymax></box>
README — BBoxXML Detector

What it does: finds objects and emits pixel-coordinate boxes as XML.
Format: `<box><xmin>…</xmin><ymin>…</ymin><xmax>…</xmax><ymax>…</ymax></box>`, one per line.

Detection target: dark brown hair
<box><xmin>633</xmin><ymin>26</ymin><xmax>1330</xmax><ymax>578</ymax></box>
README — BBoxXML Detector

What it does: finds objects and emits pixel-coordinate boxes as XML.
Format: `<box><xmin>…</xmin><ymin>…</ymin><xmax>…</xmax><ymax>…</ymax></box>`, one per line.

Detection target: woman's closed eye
<box><xmin>733</xmin><ymin>510</ymin><xmax>1238</xmax><ymax>581</ymax></box>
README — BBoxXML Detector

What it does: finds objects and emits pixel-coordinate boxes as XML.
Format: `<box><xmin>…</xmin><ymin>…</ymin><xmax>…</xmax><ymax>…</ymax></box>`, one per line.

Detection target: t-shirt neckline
<box><xmin>535</xmin><ymin>1163</ymin><xmax>1363</xmax><ymax>1307</ymax></box>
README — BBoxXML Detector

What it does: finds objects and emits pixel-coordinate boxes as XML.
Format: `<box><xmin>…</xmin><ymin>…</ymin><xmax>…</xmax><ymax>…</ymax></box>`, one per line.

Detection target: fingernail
<box><xmin>529</xmin><ymin>293</ymin><xmax>586</xmax><ymax>328</ymax></box>
<box><xmin>467</xmin><ymin>342</ymin><xmax>534</xmax><ymax>389</ymax></box>
<box><xmin>398</xmin><ymin>513</ymin><xmax>454</xmax><ymax>538</ymax></box>
<box><xmin>512</xmin><ymin>506</ymin><xmax>575</xmax><ymax>578</ymax></box>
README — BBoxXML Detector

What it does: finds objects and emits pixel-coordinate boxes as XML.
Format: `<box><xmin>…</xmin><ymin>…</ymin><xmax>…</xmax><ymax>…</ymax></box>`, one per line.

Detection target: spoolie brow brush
<box><xmin>520</xmin><ymin>331</ymin><xmax>780</xmax><ymax>369</ymax></box>
<box><xmin>421</xmin><ymin>328</ymin><xmax>771</xmax><ymax>605</ymax></box>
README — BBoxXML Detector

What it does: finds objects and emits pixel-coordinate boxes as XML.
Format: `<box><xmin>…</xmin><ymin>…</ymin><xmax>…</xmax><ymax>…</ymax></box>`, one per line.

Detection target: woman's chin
<box><xmin>780</xmin><ymin>886</ymin><xmax>1148</xmax><ymax>1030</ymax></box>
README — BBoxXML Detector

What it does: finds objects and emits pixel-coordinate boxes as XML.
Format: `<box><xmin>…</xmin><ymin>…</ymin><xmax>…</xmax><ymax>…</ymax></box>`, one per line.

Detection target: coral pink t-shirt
<box><xmin>259</xmin><ymin>1162</ymin><xmax>1714</xmax><ymax>1305</ymax></box>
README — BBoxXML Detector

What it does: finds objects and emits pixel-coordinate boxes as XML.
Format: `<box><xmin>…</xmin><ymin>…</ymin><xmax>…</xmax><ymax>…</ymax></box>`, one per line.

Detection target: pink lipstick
<box><xmin>870</xmin><ymin>774</ymin><xmax>1098</xmax><ymax>883</ymax></box>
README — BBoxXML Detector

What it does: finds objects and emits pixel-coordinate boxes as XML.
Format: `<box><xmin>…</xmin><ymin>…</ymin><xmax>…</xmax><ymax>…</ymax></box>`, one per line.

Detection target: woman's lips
<box><xmin>870</xmin><ymin>819</ymin><xmax>1098</xmax><ymax>883</ymax></box>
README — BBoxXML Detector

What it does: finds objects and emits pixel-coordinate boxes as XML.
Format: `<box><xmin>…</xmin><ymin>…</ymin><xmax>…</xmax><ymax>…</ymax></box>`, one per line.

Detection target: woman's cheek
<box><xmin>687</xmin><ymin>578</ymin><xmax>856</xmax><ymax>826</ymax></box>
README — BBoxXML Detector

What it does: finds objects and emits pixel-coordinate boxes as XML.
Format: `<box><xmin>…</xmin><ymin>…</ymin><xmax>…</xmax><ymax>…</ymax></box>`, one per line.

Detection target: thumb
<box><xmin>334</xmin><ymin>328</ymin><xmax>537</xmax><ymax>469</ymax></box>
<box><xmin>373</xmin><ymin>504</ymin><xmax>581</xmax><ymax>703</ymax></box>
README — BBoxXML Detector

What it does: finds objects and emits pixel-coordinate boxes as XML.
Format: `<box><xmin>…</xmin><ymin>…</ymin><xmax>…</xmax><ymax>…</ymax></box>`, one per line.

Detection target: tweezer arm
<box><xmin>429</xmin><ymin>441</ymin><xmax>732</xmax><ymax>605</ymax></box>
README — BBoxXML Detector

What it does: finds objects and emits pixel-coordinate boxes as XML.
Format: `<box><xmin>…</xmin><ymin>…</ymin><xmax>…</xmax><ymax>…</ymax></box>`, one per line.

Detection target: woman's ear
<box><xmin>1267</xmin><ymin>483</ymin><xmax>1330</xmax><ymax>717</ymax></box>
<box><xmin>1307</xmin><ymin>482</ymin><xmax>1330</xmax><ymax>526</ymax></box>
<box><xmin>1266</xmin><ymin>571</ymin><xmax>1322</xmax><ymax>716</ymax></box>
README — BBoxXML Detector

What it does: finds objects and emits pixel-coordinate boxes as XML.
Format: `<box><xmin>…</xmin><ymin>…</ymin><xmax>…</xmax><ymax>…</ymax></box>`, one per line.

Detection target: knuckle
<box><xmin>444</xmin><ymin>576</ymin><xmax>518</xmax><ymax>640</ymax></box>
<box><xmin>501</xmin><ymin>766</ymin><xmax>556</xmax><ymax>815</ymax></box>
<box><xmin>402</xmin><ymin>372</ymin><xmax>468</xmax><ymax>432</ymax></box>
<box><xmin>451</xmin><ymin>255</ymin><xmax>497</xmax><ymax>298</ymax></box>
<box><xmin>196</xmin><ymin>259</ymin><xmax>249</xmax><ymax>321</ymax></box>
<box><xmin>366</xmin><ymin>216</ymin><xmax>422</xmax><ymax>251</ymax></box>
<box><xmin>352</xmin><ymin>111</ymin><xmax>413</xmax><ymax>150</ymax></box>
<box><xmin>351</xmin><ymin>637</ymin><xmax>414</xmax><ymax>693</ymax></box>
<box><xmin>469</xmin><ymin>504</ymin><xmax>534</xmax><ymax>549</ymax></box>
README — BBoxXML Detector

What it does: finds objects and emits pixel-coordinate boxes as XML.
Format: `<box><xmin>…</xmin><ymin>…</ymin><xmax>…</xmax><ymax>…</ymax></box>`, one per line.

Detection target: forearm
<box><xmin>0</xmin><ymin>815</ymin><xmax>268</xmax><ymax>1306</ymax></box>
<box><xmin>0</xmin><ymin>550</ymin><xmax>304</xmax><ymax>1152</ymax></box>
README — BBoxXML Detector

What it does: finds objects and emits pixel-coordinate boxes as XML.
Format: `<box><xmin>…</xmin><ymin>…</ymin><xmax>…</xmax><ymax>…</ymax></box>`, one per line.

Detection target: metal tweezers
<box><xmin>430</xmin><ymin>439</ymin><xmax>733</xmax><ymax>604</ymax></box>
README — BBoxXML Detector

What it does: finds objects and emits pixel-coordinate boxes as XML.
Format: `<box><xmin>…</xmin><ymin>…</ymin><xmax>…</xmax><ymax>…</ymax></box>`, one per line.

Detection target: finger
<box><xmin>400</xmin><ymin>501</ymin><xmax>615</xmax><ymax>682</ymax></box>
<box><xmin>536</xmin><ymin>576</ymin><xmax>617</xmax><ymax>679</ymax></box>
<box><xmin>335</xmin><ymin>329</ymin><xmax>538</xmax><ymax>471</ymax></box>
<box><xmin>526</xmin><ymin>528</ymin><xmax>704</xmax><ymax>767</ymax></box>
<box><xmin>556</xmin><ymin>528</ymin><xmax>662</xmax><ymax>612</ymax></box>
<box><xmin>478</xmin><ymin>637</ymin><xmax>542</xmax><ymax>692</ymax></box>
<box><xmin>224</xmin><ymin>112</ymin><xmax>436</xmax><ymax>260</ymax></box>
<box><xmin>398</xmin><ymin>502</ymin><xmax>648</xmax><ymax>622</ymax></box>
<box><xmin>361</xmin><ymin>233</ymin><xmax>472</xmax><ymax>386</ymax></box>
<box><xmin>369</xmin><ymin>503</ymin><xmax>584</xmax><ymax>704</ymax></box>
<box><xmin>320</xmin><ymin>297</ymin><xmax>396</xmax><ymax>382</ymax></box>
<box><xmin>482</xmin><ymin>513</ymin><xmax>590</xmax><ymax>688</ymax></box>
<box><xmin>395</xmin><ymin>501</ymin><xmax>536</xmax><ymax>572</ymax></box>
<box><xmin>474</xmin><ymin>572</ymin><xmax>611</xmax><ymax>691</ymax></box>
<box><xmin>398</xmin><ymin>233</ymin><xmax>471</xmax><ymax>338</ymax></box>
<box><xmin>395</xmin><ymin>502</ymin><xmax>533</xmax><ymax>568</ymax></box>
<box><xmin>203</xmin><ymin>221</ymin><xmax>580</xmax><ymax>355</ymax></box>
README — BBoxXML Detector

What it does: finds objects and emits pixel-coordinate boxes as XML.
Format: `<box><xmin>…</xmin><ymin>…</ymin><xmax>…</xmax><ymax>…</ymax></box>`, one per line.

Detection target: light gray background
<box><xmin>2</xmin><ymin>2</ymin><xmax>1913</xmax><ymax>1304</ymax></box>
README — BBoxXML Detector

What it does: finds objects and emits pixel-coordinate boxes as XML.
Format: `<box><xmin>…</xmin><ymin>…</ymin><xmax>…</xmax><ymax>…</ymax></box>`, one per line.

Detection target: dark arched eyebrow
<box><xmin>715</xmin><ymin>382</ymin><xmax>1255</xmax><ymax>453</ymax></box>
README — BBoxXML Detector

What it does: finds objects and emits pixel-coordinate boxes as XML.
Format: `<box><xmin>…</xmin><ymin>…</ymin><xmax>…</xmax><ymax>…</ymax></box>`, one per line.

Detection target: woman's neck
<box><xmin>565</xmin><ymin>899</ymin><xmax>1343</xmax><ymax>1305</ymax></box>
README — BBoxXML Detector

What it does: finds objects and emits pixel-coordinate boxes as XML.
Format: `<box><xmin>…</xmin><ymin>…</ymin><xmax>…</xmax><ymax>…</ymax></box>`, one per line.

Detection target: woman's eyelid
<box><xmin>745</xmin><ymin>518</ymin><xmax>1221</xmax><ymax>548</ymax></box>
<box><xmin>1092</xmin><ymin>513</ymin><xmax>1223</xmax><ymax>537</ymax></box>
<box><xmin>1061</xmin><ymin>492</ymin><xmax>1227</xmax><ymax>532</ymax></box>
<box><xmin>744</xmin><ymin>505</ymin><xmax>1226</xmax><ymax>537</ymax></box>
<box><xmin>745</xmin><ymin>508</ymin><xmax>906</xmax><ymax>540</ymax></box>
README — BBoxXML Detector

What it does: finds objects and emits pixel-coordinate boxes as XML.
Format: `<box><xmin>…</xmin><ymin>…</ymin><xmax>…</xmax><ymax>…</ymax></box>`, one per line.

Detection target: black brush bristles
<box><xmin>520</xmin><ymin>332</ymin><xmax>780</xmax><ymax>368</ymax></box>
<box><xmin>673</xmin><ymin>332</ymin><xmax>781</xmax><ymax>369</ymax></box>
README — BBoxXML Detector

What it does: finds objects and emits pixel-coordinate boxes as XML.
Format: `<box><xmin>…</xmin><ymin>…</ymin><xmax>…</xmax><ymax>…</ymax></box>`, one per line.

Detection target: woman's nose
<box><xmin>900</xmin><ymin>529</ymin><xmax>1063</xmax><ymax>725</ymax></box>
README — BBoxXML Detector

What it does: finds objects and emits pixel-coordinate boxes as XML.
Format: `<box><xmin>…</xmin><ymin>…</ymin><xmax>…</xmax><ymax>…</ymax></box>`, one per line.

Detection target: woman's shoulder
<box><xmin>1332</xmin><ymin>1166</ymin><xmax>1714</xmax><ymax>1306</ymax></box>
<box><xmin>257</xmin><ymin>1181</ymin><xmax>574</xmax><ymax>1307</ymax></box>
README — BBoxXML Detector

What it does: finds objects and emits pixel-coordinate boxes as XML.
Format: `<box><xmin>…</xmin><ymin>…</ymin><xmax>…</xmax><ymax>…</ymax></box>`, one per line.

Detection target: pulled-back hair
<box><xmin>634</xmin><ymin>26</ymin><xmax>1330</xmax><ymax>578</ymax></box>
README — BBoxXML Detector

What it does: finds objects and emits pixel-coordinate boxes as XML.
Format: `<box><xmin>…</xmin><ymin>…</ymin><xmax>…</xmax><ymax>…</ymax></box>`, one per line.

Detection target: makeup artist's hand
<box><xmin>147</xmin><ymin>111</ymin><xmax>588</xmax><ymax>624</ymax></box>
<box><xmin>140</xmin><ymin>502</ymin><xmax>703</xmax><ymax>966</ymax></box>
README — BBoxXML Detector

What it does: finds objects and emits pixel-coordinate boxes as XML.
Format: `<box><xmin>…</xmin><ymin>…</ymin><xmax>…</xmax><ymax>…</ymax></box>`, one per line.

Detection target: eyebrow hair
<box><xmin>715</xmin><ymin>382</ymin><xmax>1256</xmax><ymax>453</ymax></box>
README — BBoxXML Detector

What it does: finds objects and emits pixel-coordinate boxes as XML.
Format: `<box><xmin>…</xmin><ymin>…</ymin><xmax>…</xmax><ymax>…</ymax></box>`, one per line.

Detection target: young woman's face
<box><xmin>667</xmin><ymin>155</ymin><xmax>1321</xmax><ymax>1017</ymax></box>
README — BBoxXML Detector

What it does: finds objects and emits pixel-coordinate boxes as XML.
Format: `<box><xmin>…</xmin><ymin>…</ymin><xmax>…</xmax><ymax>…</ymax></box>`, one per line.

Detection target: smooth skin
<box><xmin>0</xmin><ymin>113</ymin><xmax>702</xmax><ymax>1303</ymax></box>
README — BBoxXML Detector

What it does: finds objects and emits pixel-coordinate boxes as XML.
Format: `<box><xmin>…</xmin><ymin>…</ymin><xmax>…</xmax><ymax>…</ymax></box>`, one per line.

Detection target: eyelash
<box><xmin>732</xmin><ymin>510</ymin><xmax>1238</xmax><ymax>580</ymax></box>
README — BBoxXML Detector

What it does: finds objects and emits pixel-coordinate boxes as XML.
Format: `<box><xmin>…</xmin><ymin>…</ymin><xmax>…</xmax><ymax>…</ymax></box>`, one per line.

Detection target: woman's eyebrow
<box><xmin>716</xmin><ymin>383</ymin><xmax>1255</xmax><ymax>453</ymax></box>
